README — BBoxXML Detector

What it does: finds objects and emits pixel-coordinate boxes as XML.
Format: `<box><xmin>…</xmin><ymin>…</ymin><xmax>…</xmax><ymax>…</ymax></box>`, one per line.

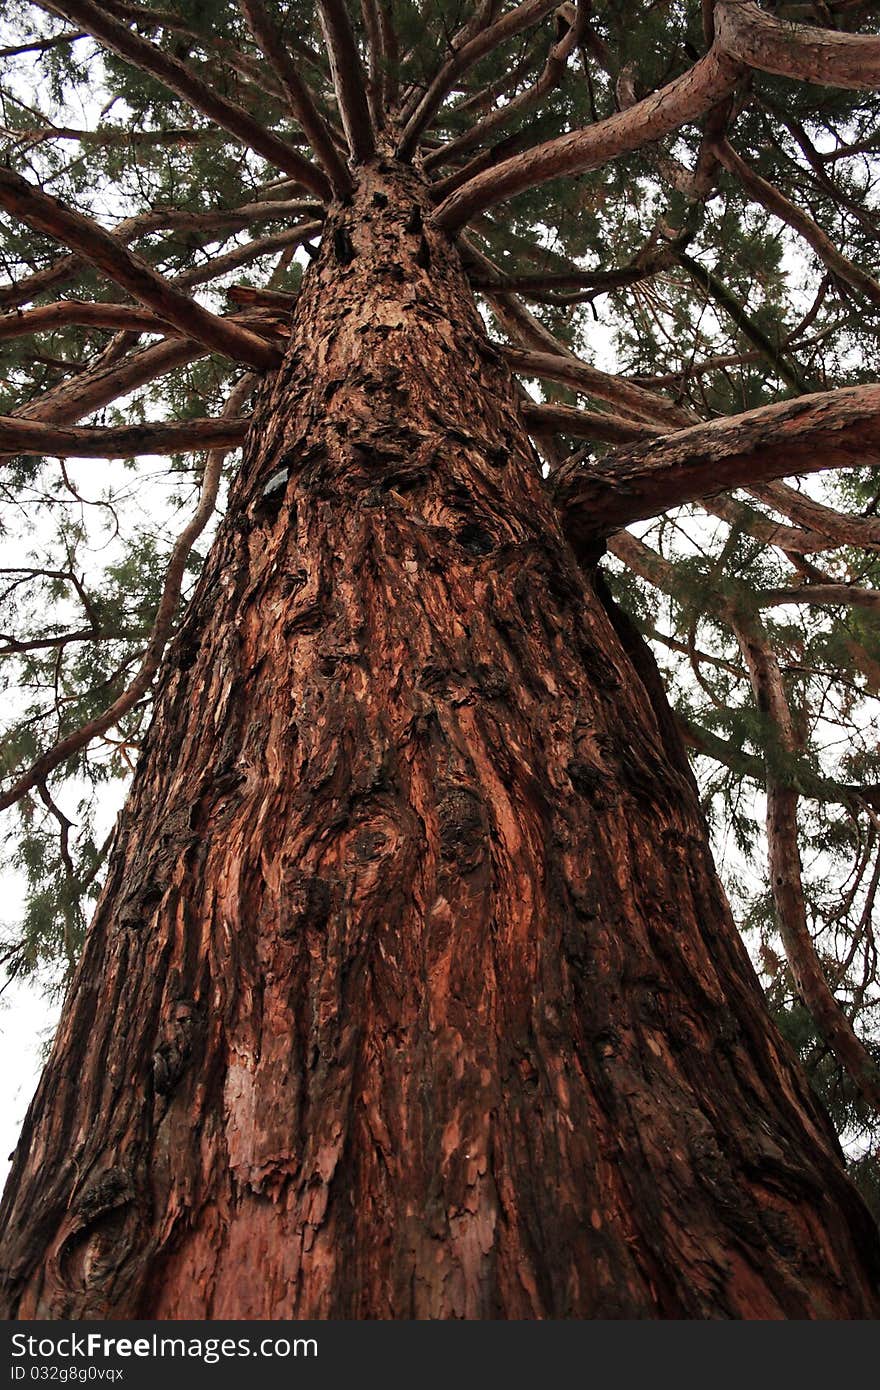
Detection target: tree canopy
<box><xmin>1</xmin><ymin>0</ymin><xmax>879</xmax><ymax>1208</ymax></box>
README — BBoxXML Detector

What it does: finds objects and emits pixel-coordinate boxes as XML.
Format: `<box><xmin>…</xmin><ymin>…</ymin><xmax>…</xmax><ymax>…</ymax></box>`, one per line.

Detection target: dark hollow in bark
<box><xmin>2</xmin><ymin>163</ymin><xmax>879</xmax><ymax>1319</ymax></box>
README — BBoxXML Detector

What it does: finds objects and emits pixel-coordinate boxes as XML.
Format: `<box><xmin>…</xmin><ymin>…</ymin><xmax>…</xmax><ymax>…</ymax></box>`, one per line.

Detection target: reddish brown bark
<box><xmin>1</xmin><ymin>164</ymin><xmax>879</xmax><ymax>1320</ymax></box>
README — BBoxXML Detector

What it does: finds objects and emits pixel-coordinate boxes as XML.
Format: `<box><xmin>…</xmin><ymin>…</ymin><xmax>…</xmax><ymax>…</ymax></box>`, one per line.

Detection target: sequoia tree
<box><xmin>1</xmin><ymin>0</ymin><xmax>880</xmax><ymax>1318</ymax></box>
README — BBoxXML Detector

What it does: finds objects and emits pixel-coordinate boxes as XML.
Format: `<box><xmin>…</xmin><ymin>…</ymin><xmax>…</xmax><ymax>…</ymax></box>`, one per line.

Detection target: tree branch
<box><xmin>730</xmin><ymin>609</ymin><xmax>880</xmax><ymax>1112</ymax></box>
<box><xmin>504</xmin><ymin>346</ymin><xmax>691</xmax><ymax>428</ymax></box>
<box><xmin>700</xmin><ymin>493</ymin><xmax>837</xmax><ymax>556</ymax></box>
<box><xmin>751</xmin><ymin>480</ymin><xmax>880</xmax><ymax>552</ymax></box>
<box><xmin>0</xmin><ymin>29</ymin><xmax>86</xmax><ymax>57</ymax></box>
<box><xmin>469</xmin><ymin>262</ymin><xmax>665</xmax><ymax>304</ymax></box>
<box><xmin>318</xmin><ymin>0</ymin><xmax>376</xmax><ymax>164</ymax></box>
<box><xmin>0</xmin><ymin>376</ymin><xmax>254</xmax><ymax>814</ymax></box>
<box><xmin>0</xmin><ymin>414</ymin><xmax>249</xmax><ymax>459</ymax></box>
<box><xmin>523</xmin><ymin>401</ymin><xmax>659</xmax><ymax>444</ymax></box>
<box><xmin>35</xmin><ymin>0</ymin><xmax>332</xmax><ymax>200</ymax></box>
<box><xmin>757</xmin><ymin>583</ymin><xmax>880</xmax><ymax>612</ymax></box>
<box><xmin>432</xmin><ymin>44</ymin><xmax>743</xmax><ymax>230</ymax></box>
<box><xmin>359</xmin><ymin>0</ymin><xmax>386</xmax><ymax>129</ymax></box>
<box><xmin>554</xmin><ymin>384</ymin><xmax>880</xmax><ymax>549</ymax></box>
<box><xmin>466</xmin><ymin>248</ymin><xmax>687</xmax><ymax>430</ymax></box>
<box><xmin>173</xmin><ymin>222</ymin><xmax>323</xmax><ymax>290</ymax></box>
<box><xmin>433</xmin><ymin>2</ymin><xmax>880</xmax><ymax>230</ymax></box>
<box><xmin>0</xmin><ymin>300</ymin><xmax>284</xmax><ymax>342</ymax></box>
<box><xmin>13</xmin><ymin>338</ymin><xmax>205</xmax><ymax>426</ymax></box>
<box><xmin>238</xmin><ymin>0</ymin><xmax>354</xmax><ymax>198</ymax></box>
<box><xmin>680</xmin><ymin>715</ymin><xmax>880</xmax><ymax>813</ymax></box>
<box><xmin>0</xmin><ymin>166</ymin><xmax>282</xmax><ymax>370</ymax></box>
<box><xmin>0</xmin><ymin>196</ymin><xmax>320</xmax><ymax>310</ymax></box>
<box><xmin>417</xmin><ymin>0</ymin><xmax>573</xmax><ymax>168</ymax></box>
<box><xmin>607</xmin><ymin>529</ymin><xmax>880</xmax><ymax>697</ymax></box>
<box><xmin>674</xmin><ymin>250</ymin><xmax>810</xmax><ymax>393</ymax></box>
<box><xmin>715</xmin><ymin>0</ymin><xmax>880</xmax><ymax>89</ymax></box>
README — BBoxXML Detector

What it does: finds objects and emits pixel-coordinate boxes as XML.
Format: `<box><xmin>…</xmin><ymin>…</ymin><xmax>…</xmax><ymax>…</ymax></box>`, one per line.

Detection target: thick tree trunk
<box><xmin>2</xmin><ymin>162</ymin><xmax>879</xmax><ymax>1320</ymax></box>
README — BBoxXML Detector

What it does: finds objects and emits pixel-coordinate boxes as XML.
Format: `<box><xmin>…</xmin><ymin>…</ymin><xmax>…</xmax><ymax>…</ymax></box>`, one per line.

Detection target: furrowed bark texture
<box><xmin>2</xmin><ymin>165</ymin><xmax>879</xmax><ymax>1320</ymax></box>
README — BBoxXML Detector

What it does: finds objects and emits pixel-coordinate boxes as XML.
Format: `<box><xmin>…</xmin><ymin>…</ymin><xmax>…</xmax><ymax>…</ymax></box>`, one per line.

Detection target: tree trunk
<box><xmin>2</xmin><ymin>162</ymin><xmax>879</xmax><ymax>1320</ymax></box>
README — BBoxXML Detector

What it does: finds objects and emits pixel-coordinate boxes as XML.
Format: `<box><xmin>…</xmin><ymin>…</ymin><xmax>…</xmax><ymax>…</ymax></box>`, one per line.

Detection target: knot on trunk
<box><xmin>437</xmin><ymin>785</ymin><xmax>488</xmax><ymax>871</ymax></box>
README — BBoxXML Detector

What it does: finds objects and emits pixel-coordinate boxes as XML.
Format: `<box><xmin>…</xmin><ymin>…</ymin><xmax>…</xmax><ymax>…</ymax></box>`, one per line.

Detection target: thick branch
<box><xmin>318</xmin><ymin>0</ymin><xmax>376</xmax><ymax>164</ymax></box>
<box><xmin>36</xmin><ymin>0</ymin><xmax>332</xmax><ymax>200</ymax></box>
<box><xmin>752</xmin><ymin>480</ymin><xmax>880</xmax><ymax>551</ymax></box>
<box><xmin>433</xmin><ymin>1</ymin><xmax>880</xmax><ymax>230</ymax></box>
<box><xmin>554</xmin><ymin>384</ymin><xmax>880</xmax><ymax>548</ymax></box>
<box><xmin>0</xmin><ymin>415</ymin><xmax>249</xmax><ymax>459</ymax></box>
<box><xmin>173</xmin><ymin>222</ymin><xmax>323</xmax><ymax>290</ymax></box>
<box><xmin>758</xmin><ymin>583</ymin><xmax>880</xmax><ymax>612</ymax></box>
<box><xmin>7</xmin><ymin>349</ymin><xmax>202</xmax><ymax>463</ymax></box>
<box><xmin>700</xmin><ymin>493</ymin><xmax>837</xmax><ymax>555</ymax></box>
<box><xmin>715</xmin><ymin>0</ymin><xmax>880</xmax><ymax>89</ymax></box>
<box><xmin>226</xmin><ymin>285</ymin><xmax>298</xmax><ymax>312</ymax></box>
<box><xmin>432</xmin><ymin>45</ymin><xmax>742</xmax><ymax>230</ymax></box>
<box><xmin>0</xmin><ymin>197</ymin><xmax>320</xmax><ymax>310</ymax></box>
<box><xmin>523</xmin><ymin>402</ymin><xmax>658</xmax><ymax>444</ymax></box>
<box><xmin>470</xmin><ymin>263</ymin><xmax>664</xmax><ymax>304</ymax></box>
<box><xmin>0</xmin><ymin>166</ymin><xmax>281</xmax><ymax>370</ymax></box>
<box><xmin>359</xmin><ymin>0</ymin><xmax>386</xmax><ymax>128</ymax></box>
<box><xmin>0</xmin><ymin>301</ymin><xmax>179</xmax><ymax>340</ymax></box>
<box><xmin>0</xmin><ymin>300</ymin><xmax>284</xmax><ymax>342</ymax></box>
<box><xmin>14</xmin><ymin>339</ymin><xmax>205</xmax><ymax>426</ymax></box>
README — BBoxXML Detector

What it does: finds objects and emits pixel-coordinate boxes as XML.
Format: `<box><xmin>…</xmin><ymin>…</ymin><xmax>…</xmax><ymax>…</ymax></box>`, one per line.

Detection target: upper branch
<box><xmin>35</xmin><ymin>0</ymin><xmax>332</xmax><ymax>200</ymax></box>
<box><xmin>397</xmin><ymin>0</ymin><xmax>560</xmax><ymax>162</ymax></box>
<box><xmin>423</xmin><ymin>1</ymin><xmax>587</xmax><ymax>172</ymax></box>
<box><xmin>433</xmin><ymin>1</ymin><xmax>880</xmax><ymax>231</ymax></box>
<box><xmin>715</xmin><ymin>0</ymin><xmax>880</xmax><ymax>89</ymax></box>
<box><xmin>318</xmin><ymin>0</ymin><xmax>376</xmax><ymax>164</ymax></box>
<box><xmin>238</xmin><ymin>0</ymin><xmax>354</xmax><ymax>198</ymax></box>
<box><xmin>0</xmin><ymin>166</ymin><xmax>282</xmax><ymax>371</ymax></box>
<box><xmin>431</xmin><ymin>45</ymin><xmax>743</xmax><ymax>230</ymax></box>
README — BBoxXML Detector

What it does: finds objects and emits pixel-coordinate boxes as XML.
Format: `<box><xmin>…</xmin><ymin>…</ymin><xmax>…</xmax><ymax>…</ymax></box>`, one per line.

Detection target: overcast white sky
<box><xmin>0</xmin><ymin>981</ymin><xmax>59</xmax><ymax>1183</ymax></box>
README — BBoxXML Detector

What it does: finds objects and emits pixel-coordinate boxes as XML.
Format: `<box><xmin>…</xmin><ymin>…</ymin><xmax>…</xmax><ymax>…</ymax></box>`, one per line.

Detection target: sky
<box><xmin>0</xmin><ymin>979</ymin><xmax>59</xmax><ymax>1183</ymax></box>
